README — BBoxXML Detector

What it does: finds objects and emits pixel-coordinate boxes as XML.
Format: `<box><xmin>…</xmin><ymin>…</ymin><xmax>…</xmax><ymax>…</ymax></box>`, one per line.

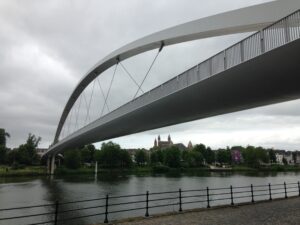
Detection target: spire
<box><xmin>158</xmin><ymin>135</ymin><xmax>161</xmax><ymax>142</ymax></box>
<box><xmin>154</xmin><ymin>138</ymin><xmax>157</xmax><ymax>147</ymax></box>
<box><xmin>188</xmin><ymin>141</ymin><xmax>193</xmax><ymax>150</ymax></box>
<box><xmin>168</xmin><ymin>134</ymin><xmax>171</xmax><ymax>142</ymax></box>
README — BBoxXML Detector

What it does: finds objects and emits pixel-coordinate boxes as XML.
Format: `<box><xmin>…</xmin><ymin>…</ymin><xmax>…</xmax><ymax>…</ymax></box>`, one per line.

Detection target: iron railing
<box><xmin>0</xmin><ymin>181</ymin><xmax>299</xmax><ymax>225</ymax></box>
<box><xmin>69</xmin><ymin>10</ymin><xmax>300</xmax><ymax>140</ymax></box>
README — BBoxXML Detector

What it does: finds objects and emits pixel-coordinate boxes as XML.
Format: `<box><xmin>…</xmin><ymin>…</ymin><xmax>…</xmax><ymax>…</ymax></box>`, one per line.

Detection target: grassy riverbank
<box><xmin>1</xmin><ymin>164</ymin><xmax>300</xmax><ymax>177</ymax></box>
<box><xmin>0</xmin><ymin>166</ymin><xmax>46</xmax><ymax>177</ymax></box>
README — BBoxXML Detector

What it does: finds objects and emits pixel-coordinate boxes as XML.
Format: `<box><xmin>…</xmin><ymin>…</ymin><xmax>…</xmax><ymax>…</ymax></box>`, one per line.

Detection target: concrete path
<box><xmin>108</xmin><ymin>197</ymin><xmax>300</xmax><ymax>225</ymax></box>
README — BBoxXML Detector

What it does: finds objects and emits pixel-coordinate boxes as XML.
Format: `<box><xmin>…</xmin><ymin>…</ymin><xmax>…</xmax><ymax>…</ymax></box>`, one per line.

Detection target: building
<box><xmin>125</xmin><ymin>149</ymin><xmax>149</xmax><ymax>163</ymax></box>
<box><xmin>153</xmin><ymin>135</ymin><xmax>192</xmax><ymax>151</ymax></box>
<box><xmin>36</xmin><ymin>148</ymin><xmax>48</xmax><ymax>157</ymax></box>
<box><xmin>284</xmin><ymin>151</ymin><xmax>294</xmax><ymax>165</ymax></box>
<box><xmin>154</xmin><ymin>135</ymin><xmax>173</xmax><ymax>148</ymax></box>
<box><xmin>231</xmin><ymin>149</ymin><xmax>242</xmax><ymax>164</ymax></box>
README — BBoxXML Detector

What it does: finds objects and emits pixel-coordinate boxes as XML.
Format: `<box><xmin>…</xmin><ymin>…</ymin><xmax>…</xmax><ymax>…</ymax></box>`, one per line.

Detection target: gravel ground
<box><xmin>103</xmin><ymin>197</ymin><xmax>300</xmax><ymax>225</ymax></box>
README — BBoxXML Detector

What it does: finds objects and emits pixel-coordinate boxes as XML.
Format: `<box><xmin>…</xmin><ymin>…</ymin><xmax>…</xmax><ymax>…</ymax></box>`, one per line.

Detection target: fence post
<box><xmin>104</xmin><ymin>194</ymin><xmax>109</xmax><ymax>223</ymax></box>
<box><xmin>206</xmin><ymin>187</ymin><xmax>210</xmax><ymax>208</ymax></box>
<box><xmin>230</xmin><ymin>185</ymin><xmax>234</xmax><ymax>206</ymax></box>
<box><xmin>179</xmin><ymin>188</ymin><xmax>182</xmax><ymax>212</ymax></box>
<box><xmin>145</xmin><ymin>191</ymin><xmax>149</xmax><ymax>217</ymax></box>
<box><xmin>251</xmin><ymin>184</ymin><xmax>254</xmax><ymax>203</ymax></box>
<box><xmin>269</xmin><ymin>183</ymin><xmax>272</xmax><ymax>201</ymax></box>
<box><xmin>54</xmin><ymin>200</ymin><xmax>59</xmax><ymax>225</ymax></box>
<box><xmin>284</xmin><ymin>182</ymin><xmax>287</xmax><ymax>199</ymax></box>
<box><xmin>298</xmin><ymin>181</ymin><xmax>300</xmax><ymax>197</ymax></box>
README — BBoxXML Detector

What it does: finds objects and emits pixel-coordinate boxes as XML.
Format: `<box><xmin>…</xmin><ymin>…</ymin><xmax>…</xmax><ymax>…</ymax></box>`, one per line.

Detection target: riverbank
<box><xmin>107</xmin><ymin>197</ymin><xmax>300</xmax><ymax>225</ymax></box>
<box><xmin>0</xmin><ymin>164</ymin><xmax>300</xmax><ymax>177</ymax></box>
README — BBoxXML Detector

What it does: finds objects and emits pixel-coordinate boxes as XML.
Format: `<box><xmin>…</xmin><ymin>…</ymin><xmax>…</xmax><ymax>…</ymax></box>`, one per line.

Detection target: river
<box><xmin>0</xmin><ymin>171</ymin><xmax>299</xmax><ymax>225</ymax></box>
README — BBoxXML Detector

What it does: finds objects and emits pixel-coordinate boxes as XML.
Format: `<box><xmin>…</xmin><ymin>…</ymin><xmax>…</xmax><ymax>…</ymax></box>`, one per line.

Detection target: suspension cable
<box><xmin>101</xmin><ymin>63</ymin><xmax>118</xmax><ymax>117</ymax></box>
<box><xmin>96</xmin><ymin>78</ymin><xmax>109</xmax><ymax>112</ymax></box>
<box><xmin>132</xmin><ymin>42</ymin><xmax>164</xmax><ymax>100</ymax></box>
<box><xmin>66</xmin><ymin>107</ymin><xmax>74</xmax><ymax>136</ymax></box>
<box><xmin>119</xmin><ymin>62</ymin><xmax>144</xmax><ymax>94</ymax></box>
<box><xmin>82</xmin><ymin>92</ymin><xmax>91</xmax><ymax>126</ymax></box>
<box><xmin>84</xmin><ymin>80</ymin><xmax>96</xmax><ymax>125</ymax></box>
<box><xmin>74</xmin><ymin>94</ymin><xmax>83</xmax><ymax>130</ymax></box>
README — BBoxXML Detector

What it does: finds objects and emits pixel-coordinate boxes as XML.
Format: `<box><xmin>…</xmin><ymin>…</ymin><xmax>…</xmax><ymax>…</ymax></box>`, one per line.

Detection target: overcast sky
<box><xmin>1</xmin><ymin>0</ymin><xmax>300</xmax><ymax>151</ymax></box>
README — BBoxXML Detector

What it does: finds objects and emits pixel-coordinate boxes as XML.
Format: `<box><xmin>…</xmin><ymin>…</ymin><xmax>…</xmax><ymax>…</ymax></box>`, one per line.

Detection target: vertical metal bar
<box><xmin>240</xmin><ymin>41</ymin><xmax>244</xmax><ymax>62</ymax></box>
<box><xmin>260</xmin><ymin>30</ymin><xmax>265</xmax><ymax>54</ymax></box>
<box><xmin>298</xmin><ymin>181</ymin><xmax>300</xmax><ymax>197</ymax></box>
<box><xmin>284</xmin><ymin>182</ymin><xmax>288</xmax><ymax>198</ymax></box>
<box><xmin>230</xmin><ymin>185</ymin><xmax>234</xmax><ymax>206</ymax></box>
<box><xmin>104</xmin><ymin>194</ymin><xmax>109</xmax><ymax>223</ymax></box>
<box><xmin>179</xmin><ymin>188</ymin><xmax>182</xmax><ymax>212</ymax></box>
<box><xmin>145</xmin><ymin>191</ymin><xmax>149</xmax><ymax>217</ymax></box>
<box><xmin>251</xmin><ymin>184</ymin><xmax>254</xmax><ymax>203</ymax></box>
<box><xmin>54</xmin><ymin>200</ymin><xmax>59</xmax><ymax>225</ymax></box>
<box><xmin>284</xmin><ymin>18</ymin><xmax>291</xmax><ymax>43</ymax></box>
<box><xmin>223</xmin><ymin>50</ymin><xmax>227</xmax><ymax>70</ymax></box>
<box><xmin>269</xmin><ymin>183</ymin><xmax>272</xmax><ymax>201</ymax></box>
<box><xmin>206</xmin><ymin>187</ymin><xmax>210</xmax><ymax>208</ymax></box>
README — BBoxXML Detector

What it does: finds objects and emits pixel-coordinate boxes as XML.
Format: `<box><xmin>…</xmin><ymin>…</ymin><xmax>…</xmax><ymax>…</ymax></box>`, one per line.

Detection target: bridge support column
<box><xmin>50</xmin><ymin>155</ymin><xmax>56</xmax><ymax>175</ymax></box>
<box><xmin>47</xmin><ymin>157</ymin><xmax>51</xmax><ymax>174</ymax></box>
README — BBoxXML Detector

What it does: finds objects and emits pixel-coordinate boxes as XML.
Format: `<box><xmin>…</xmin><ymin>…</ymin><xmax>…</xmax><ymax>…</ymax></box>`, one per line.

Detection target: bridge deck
<box><xmin>109</xmin><ymin>197</ymin><xmax>300</xmax><ymax>225</ymax></box>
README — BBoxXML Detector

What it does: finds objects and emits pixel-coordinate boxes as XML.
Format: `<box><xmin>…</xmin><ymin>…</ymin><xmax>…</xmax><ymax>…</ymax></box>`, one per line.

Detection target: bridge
<box><xmin>44</xmin><ymin>0</ymin><xmax>300</xmax><ymax>174</ymax></box>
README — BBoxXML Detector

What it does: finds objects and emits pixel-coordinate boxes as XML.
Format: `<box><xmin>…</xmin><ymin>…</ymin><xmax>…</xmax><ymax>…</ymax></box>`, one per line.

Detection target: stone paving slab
<box><xmin>103</xmin><ymin>197</ymin><xmax>300</xmax><ymax>225</ymax></box>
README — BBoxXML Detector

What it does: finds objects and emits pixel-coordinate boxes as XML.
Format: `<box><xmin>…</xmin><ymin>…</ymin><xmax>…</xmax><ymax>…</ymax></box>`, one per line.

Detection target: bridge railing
<box><xmin>0</xmin><ymin>181</ymin><xmax>299</xmax><ymax>225</ymax></box>
<box><xmin>69</xmin><ymin>10</ymin><xmax>300</xmax><ymax>138</ymax></box>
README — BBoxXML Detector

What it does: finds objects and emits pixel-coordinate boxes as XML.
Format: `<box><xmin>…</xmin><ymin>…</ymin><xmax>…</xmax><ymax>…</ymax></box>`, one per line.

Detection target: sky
<box><xmin>1</xmin><ymin>0</ymin><xmax>300</xmax><ymax>151</ymax></box>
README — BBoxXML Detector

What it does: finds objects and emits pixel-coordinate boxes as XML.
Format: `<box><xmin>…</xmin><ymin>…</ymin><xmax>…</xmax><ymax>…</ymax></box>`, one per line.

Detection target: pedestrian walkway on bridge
<box><xmin>106</xmin><ymin>197</ymin><xmax>300</xmax><ymax>225</ymax></box>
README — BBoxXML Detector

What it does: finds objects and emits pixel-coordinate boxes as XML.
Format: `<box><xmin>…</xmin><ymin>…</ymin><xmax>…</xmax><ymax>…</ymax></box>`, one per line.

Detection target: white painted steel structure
<box><xmin>45</xmin><ymin>0</ymin><xmax>300</xmax><ymax>158</ymax></box>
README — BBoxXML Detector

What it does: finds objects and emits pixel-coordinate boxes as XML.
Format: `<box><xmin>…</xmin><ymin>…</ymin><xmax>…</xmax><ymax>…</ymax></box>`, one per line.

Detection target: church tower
<box><xmin>188</xmin><ymin>141</ymin><xmax>193</xmax><ymax>150</ymax></box>
<box><xmin>154</xmin><ymin>138</ymin><xmax>157</xmax><ymax>147</ymax></box>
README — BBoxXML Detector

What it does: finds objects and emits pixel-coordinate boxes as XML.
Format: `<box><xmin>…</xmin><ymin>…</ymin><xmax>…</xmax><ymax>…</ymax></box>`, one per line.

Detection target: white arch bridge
<box><xmin>44</xmin><ymin>0</ymin><xmax>300</xmax><ymax>173</ymax></box>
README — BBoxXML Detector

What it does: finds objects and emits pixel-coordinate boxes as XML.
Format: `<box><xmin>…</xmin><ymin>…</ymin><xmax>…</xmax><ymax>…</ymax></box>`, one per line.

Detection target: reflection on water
<box><xmin>0</xmin><ymin>171</ymin><xmax>299</xmax><ymax>225</ymax></box>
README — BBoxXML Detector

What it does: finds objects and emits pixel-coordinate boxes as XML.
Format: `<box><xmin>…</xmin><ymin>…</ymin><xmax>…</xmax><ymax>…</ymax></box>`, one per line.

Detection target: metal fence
<box><xmin>71</xmin><ymin>10</ymin><xmax>300</xmax><ymax>139</ymax></box>
<box><xmin>0</xmin><ymin>181</ymin><xmax>299</xmax><ymax>225</ymax></box>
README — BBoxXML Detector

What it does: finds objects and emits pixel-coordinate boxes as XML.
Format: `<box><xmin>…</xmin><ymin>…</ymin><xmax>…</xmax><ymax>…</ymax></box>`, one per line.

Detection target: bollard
<box><xmin>54</xmin><ymin>200</ymin><xmax>59</xmax><ymax>225</ymax></box>
<box><xmin>145</xmin><ymin>191</ymin><xmax>149</xmax><ymax>217</ymax></box>
<box><xmin>284</xmin><ymin>182</ymin><xmax>287</xmax><ymax>199</ymax></box>
<box><xmin>230</xmin><ymin>185</ymin><xmax>234</xmax><ymax>206</ymax></box>
<box><xmin>251</xmin><ymin>184</ymin><xmax>254</xmax><ymax>203</ymax></box>
<box><xmin>104</xmin><ymin>194</ymin><xmax>109</xmax><ymax>223</ymax></box>
<box><xmin>179</xmin><ymin>188</ymin><xmax>182</xmax><ymax>212</ymax></box>
<box><xmin>269</xmin><ymin>183</ymin><xmax>272</xmax><ymax>201</ymax></box>
<box><xmin>206</xmin><ymin>187</ymin><xmax>210</xmax><ymax>208</ymax></box>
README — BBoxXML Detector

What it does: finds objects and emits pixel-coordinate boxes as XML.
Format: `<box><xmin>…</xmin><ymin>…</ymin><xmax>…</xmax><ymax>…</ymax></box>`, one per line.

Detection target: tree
<box><xmin>95</xmin><ymin>142</ymin><xmax>132</xmax><ymax>168</ymax></box>
<box><xmin>186</xmin><ymin>150</ymin><xmax>204</xmax><ymax>167</ymax></box>
<box><xmin>135</xmin><ymin>150</ymin><xmax>148</xmax><ymax>166</ymax></box>
<box><xmin>282</xmin><ymin>157</ymin><xmax>288</xmax><ymax>165</ymax></box>
<box><xmin>80</xmin><ymin>144</ymin><xmax>96</xmax><ymax>163</ymax></box>
<box><xmin>0</xmin><ymin>129</ymin><xmax>10</xmax><ymax>148</ymax></box>
<box><xmin>194</xmin><ymin>144</ymin><xmax>215</xmax><ymax>164</ymax></box>
<box><xmin>216</xmin><ymin>149</ymin><xmax>231</xmax><ymax>164</ymax></box>
<box><xmin>268</xmin><ymin>149</ymin><xmax>277</xmax><ymax>163</ymax></box>
<box><xmin>0</xmin><ymin>145</ymin><xmax>7</xmax><ymax>164</ymax></box>
<box><xmin>64</xmin><ymin>149</ymin><xmax>81</xmax><ymax>169</ymax></box>
<box><xmin>163</xmin><ymin>146</ymin><xmax>181</xmax><ymax>168</ymax></box>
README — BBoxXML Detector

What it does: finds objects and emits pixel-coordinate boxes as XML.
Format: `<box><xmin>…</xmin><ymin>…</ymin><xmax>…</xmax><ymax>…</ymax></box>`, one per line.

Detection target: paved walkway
<box><xmin>108</xmin><ymin>197</ymin><xmax>300</xmax><ymax>225</ymax></box>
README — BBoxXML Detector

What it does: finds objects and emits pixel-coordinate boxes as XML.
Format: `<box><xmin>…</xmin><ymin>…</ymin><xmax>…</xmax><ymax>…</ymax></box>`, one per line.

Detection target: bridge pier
<box><xmin>47</xmin><ymin>155</ymin><xmax>56</xmax><ymax>175</ymax></box>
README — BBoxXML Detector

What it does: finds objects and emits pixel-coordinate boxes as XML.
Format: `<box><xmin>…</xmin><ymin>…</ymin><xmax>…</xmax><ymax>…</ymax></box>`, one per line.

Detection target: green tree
<box><xmin>13</xmin><ymin>134</ymin><xmax>41</xmax><ymax>165</ymax></box>
<box><xmin>194</xmin><ymin>144</ymin><xmax>215</xmax><ymax>164</ymax></box>
<box><xmin>216</xmin><ymin>149</ymin><xmax>231</xmax><ymax>164</ymax></box>
<box><xmin>80</xmin><ymin>144</ymin><xmax>96</xmax><ymax>163</ymax></box>
<box><xmin>186</xmin><ymin>150</ymin><xmax>204</xmax><ymax>167</ymax></box>
<box><xmin>64</xmin><ymin>149</ymin><xmax>81</xmax><ymax>169</ymax></box>
<box><xmin>163</xmin><ymin>146</ymin><xmax>181</xmax><ymax>168</ymax></box>
<box><xmin>95</xmin><ymin>142</ymin><xmax>132</xmax><ymax>168</ymax></box>
<box><xmin>135</xmin><ymin>150</ymin><xmax>148</xmax><ymax>166</ymax></box>
<box><xmin>0</xmin><ymin>145</ymin><xmax>7</xmax><ymax>164</ymax></box>
<box><xmin>268</xmin><ymin>149</ymin><xmax>277</xmax><ymax>163</ymax></box>
<box><xmin>0</xmin><ymin>129</ymin><xmax>10</xmax><ymax>147</ymax></box>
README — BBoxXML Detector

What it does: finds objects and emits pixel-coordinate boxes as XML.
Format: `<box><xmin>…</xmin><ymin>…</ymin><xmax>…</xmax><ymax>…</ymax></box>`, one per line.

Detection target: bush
<box><xmin>152</xmin><ymin>165</ymin><xmax>170</xmax><ymax>173</ymax></box>
<box><xmin>64</xmin><ymin>149</ymin><xmax>81</xmax><ymax>169</ymax></box>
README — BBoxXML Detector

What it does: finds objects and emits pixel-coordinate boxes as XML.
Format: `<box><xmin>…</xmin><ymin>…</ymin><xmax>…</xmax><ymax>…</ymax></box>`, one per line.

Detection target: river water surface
<box><xmin>0</xmin><ymin>171</ymin><xmax>299</xmax><ymax>225</ymax></box>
